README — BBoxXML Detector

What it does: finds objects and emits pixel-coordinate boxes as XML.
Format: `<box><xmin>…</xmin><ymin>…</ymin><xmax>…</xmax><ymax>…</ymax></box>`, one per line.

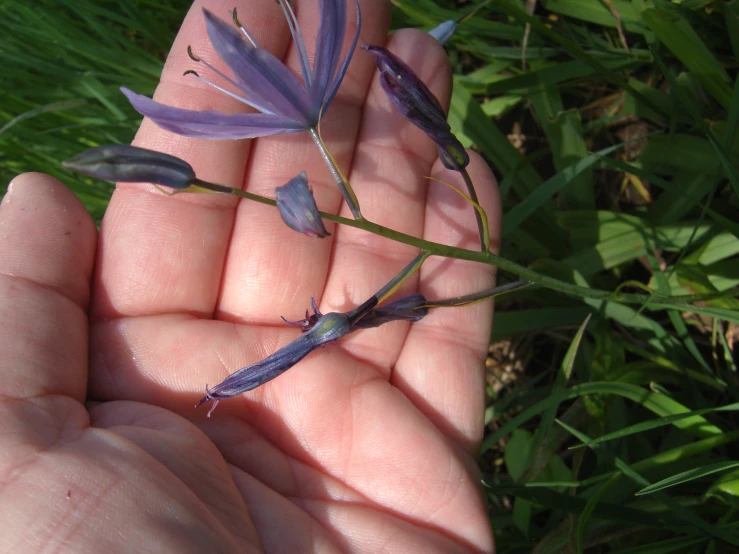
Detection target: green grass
<box><xmin>3</xmin><ymin>0</ymin><xmax>739</xmax><ymax>551</ymax></box>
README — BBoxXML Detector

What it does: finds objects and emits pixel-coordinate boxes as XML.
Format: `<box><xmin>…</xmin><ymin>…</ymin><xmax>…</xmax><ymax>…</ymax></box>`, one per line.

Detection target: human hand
<box><xmin>0</xmin><ymin>1</ymin><xmax>500</xmax><ymax>552</ymax></box>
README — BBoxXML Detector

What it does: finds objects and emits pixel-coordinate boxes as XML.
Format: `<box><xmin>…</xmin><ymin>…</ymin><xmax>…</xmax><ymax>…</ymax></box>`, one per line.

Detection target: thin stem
<box><xmin>231</xmin><ymin>9</ymin><xmax>259</xmax><ymax>48</ymax></box>
<box><xmin>345</xmin><ymin>254</ymin><xmax>429</xmax><ymax>326</ymax></box>
<box><xmin>189</xmin><ymin>179</ymin><xmax>738</xmax><ymax>318</ymax></box>
<box><xmin>422</xmin><ymin>279</ymin><xmax>531</xmax><ymax>308</ymax></box>
<box><xmin>374</xmin><ymin>252</ymin><xmax>430</xmax><ymax>304</ymax></box>
<box><xmin>457</xmin><ymin>163</ymin><xmax>488</xmax><ymax>252</ymax></box>
<box><xmin>345</xmin><ymin>295</ymin><xmax>379</xmax><ymax>326</ymax></box>
<box><xmin>193</xmin><ymin>179</ymin><xmax>486</xmax><ymax>261</ymax></box>
<box><xmin>309</xmin><ymin>128</ymin><xmax>363</xmax><ymax>219</ymax></box>
<box><xmin>427</xmin><ymin>173</ymin><xmax>489</xmax><ymax>251</ymax></box>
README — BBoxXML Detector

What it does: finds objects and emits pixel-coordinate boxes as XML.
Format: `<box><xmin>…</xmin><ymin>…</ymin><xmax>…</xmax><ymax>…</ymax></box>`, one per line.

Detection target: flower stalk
<box><xmin>63</xmin><ymin>144</ymin><xmax>737</xmax><ymax>320</ymax></box>
<box><xmin>419</xmin><ymin>280</ymin><xmax>531</xmax><ymax>309</ymax></box>
<box><xmin>372</xmin><ymin>252</ymin><xmax>430</xmax><ymax>304</ymax></box>
<box><xmin>362</xmin><ymin>44</ymin><xmax>488</xmax><ymax>251</ymax></box>
<box><xmin>309</xmin><ymin>128</ymin><xmax>363</xmax><ymax>219</ymax></box>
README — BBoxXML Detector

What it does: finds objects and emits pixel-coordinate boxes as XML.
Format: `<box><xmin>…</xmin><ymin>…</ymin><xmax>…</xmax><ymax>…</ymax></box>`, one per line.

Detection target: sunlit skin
<box><xmin>0</xmin><ymin>1</ymin><xmax>500</xmax><ymax>552</ymax></box>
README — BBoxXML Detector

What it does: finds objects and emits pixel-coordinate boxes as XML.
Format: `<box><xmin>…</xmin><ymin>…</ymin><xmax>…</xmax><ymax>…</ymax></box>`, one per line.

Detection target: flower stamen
<box><xmin>231</xmin><ymin>8</ymin><xmax>259</xmax><ymax>48</ymax></box>
<box><xmin>182</xmin><ymin>70</ymin><xmax>276</xmax><ymax>115</ymax></box>
<box><xmin>186</xmin><ymin>45</ymin><xmax>201</xmax><ymax>62</ymax></box>
<box><xmin>276</xmin><ymin>0</ymin><xmax>312</xmax><ymax>88</ymax></box>
<box><xmin>183</xmin><ymin>45</ymin><xmax>279</xmax><ymax>116</ymax></box>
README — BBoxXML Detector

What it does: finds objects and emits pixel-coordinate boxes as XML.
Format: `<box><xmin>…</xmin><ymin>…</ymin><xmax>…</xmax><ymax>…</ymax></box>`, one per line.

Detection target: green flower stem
<box><xmin>422</xmin><ymin>279</ymin><xmax>531</xmax><ymax>308</ymax></box>
<box><xmin>193</xmin><ymin>178</ymin><xmax>488</xmax><ymax>262</ymax></box>
<box><xmin>191</xmin><ymin>179</ymin><xmax>735</xmax><ymax>319</ymax></box>
<box><xmin>374</xmin><ymin>252</ymin><xmax>430</xmax><ymax>304</ymax></box>
<box><xmin>309</xmin><ymin>128</ymin><xmax>363</xmax><ymax>220</ymax></box>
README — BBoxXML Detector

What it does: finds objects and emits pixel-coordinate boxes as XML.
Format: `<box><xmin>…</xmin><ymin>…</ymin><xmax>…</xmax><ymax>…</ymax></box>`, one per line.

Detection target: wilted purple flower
<box><xmin>198</xmin><ymin>312</ymin><xmax>350</xmax><ymax>415</ymax></box>
<box><xmin>199</xmin><ymin>296</ymin><xmax>378</xmax><ymax>416</ymax></box>
<box><xmin>362</xmin><ymin>45</ymin><xmax>469</xmax><ymax>170</ymax></box>
<box><xmin>428</xmin><ymin>20</ymin><xmax>457</xmax><ymax>45</ymax></box>
<box><xmin>275</xmin><ymin>172</ymin><xmax>330</xmax><ymax>238</ymax></box>
<box><xmin>122</xmin><ymin>0</ymin><xmax>360</xmax><ymax>139</ymax></box>
<box><xmin>62</xmin><ymin>144</ymin><xmax>196</xmax><ymax>189</ymax></box>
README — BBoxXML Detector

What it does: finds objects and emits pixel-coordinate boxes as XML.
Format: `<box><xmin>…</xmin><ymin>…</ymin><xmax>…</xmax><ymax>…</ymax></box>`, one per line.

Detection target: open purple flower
<box><xmin>122</xmin><ymin>0</ymin><xmax>360</xmax><ymax>139</ymax></box>
<box><xmin>275</xmin><ymin>172</ymin><xmax>330</xmax><ymax>238</ymax></box>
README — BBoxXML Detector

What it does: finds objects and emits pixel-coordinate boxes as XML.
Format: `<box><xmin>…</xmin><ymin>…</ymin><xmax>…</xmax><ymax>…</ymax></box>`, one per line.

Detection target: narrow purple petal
<box><xmin>310</xmin><ymin>0</ymin><xmax>346</xmax><ymax>109</ymax></box>
<box><xmin>199</xmin><ymin>312</ymin><xmax>350</xmax><ymax>406</ymax></box>
<box><xmin>204</xmin><ymin>332</ymin><xmax>315</xmax><ymax>399</ymax></box>
<box><xmin>122</xmin><ymin>87</ymin><xmax>304</xmax><ymax>139</ymax></box>
<box><xmin>321</xmin><ymin>0</ymin><xmax>362</xmax><ymax>112</ymax></box>
<box><xmin>203</xmin><ymin>10</ymin><xmax>314</xmax><ymax>126</ymax></box>
<box><xmin>353</xmin><ymin>293</ymin><xmax>429</xmax><ymax>329</ymax></box>
<box><xmin>275</xmin><ymin>172</ymin><xmax>330</xmax><ymax>238</ymax></box>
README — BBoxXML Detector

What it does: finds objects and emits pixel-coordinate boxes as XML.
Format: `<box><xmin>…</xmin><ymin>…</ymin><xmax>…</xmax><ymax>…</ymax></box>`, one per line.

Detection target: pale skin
<box><xmin>0</xmin><ymin>0</ymin><xmax>500</xmax><ymax>552</ymax></box>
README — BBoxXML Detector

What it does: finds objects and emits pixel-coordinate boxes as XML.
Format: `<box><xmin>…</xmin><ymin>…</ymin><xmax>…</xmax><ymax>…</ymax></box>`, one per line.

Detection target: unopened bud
<box><xmin>362</xmin><ymin>45</ymin><xmax>469</xmax><ymax>169</ymax></box>
<box><xmin>63</xmin><ymin>145</ymin><xmax>196</xmax><ymax>189</ymax></box>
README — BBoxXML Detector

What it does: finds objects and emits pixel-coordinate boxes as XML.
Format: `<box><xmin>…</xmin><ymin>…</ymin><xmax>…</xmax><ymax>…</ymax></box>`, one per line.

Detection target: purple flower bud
<box><xmin>62</xmin><ymin>145</ymin><xmax>196</xmax><ymax>189</ymax></box>
<box><xmin>353</xmin><ymin>293</ymin><xmax>429</xmax><ymax>329</ymax></box>
<box><xmin>275</xmin><ymin>172</ymin><xmax>330</xmax><ymax>238</ymax></box>
<box><xmin>428</xmin><ymin>20</ymin><xmax>457</xmax><ymax>45</ymax></box>
<box><xmin>198</xmin><ymin>311</ymin><xmax>352</xmax><ymax>415</ymax></box>
<box><xmin>362</xmin><ymin>45</ymin><xmax>469</xmax><ymax>170</ymax></box>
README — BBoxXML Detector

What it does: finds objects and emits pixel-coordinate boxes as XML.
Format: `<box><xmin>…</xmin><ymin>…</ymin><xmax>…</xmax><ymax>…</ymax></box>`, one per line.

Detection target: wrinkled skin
<box><xmin>0</xmin><ymin>1</ymin><xmax>500</xmax><ymax>552</ymax></box>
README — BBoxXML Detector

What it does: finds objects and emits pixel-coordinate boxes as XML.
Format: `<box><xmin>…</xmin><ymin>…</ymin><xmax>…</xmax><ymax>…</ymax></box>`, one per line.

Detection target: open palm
<box><xmin>0</xmin><ymin>1</ymin><xmax>499</xmax><ymax>552</ymax></box>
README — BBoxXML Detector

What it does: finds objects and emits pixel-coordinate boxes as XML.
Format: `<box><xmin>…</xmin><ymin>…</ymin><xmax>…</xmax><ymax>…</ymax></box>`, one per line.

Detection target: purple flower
<box><xmin>199</xmin><ymin>296</ymin><xmax>378</xmax><ymax>415</ymax></box>
<box><xmin>428</xmin><ymin>20</ymin><xmax>457</xmax><ymax>45</ymax></box>
<box><xmin>362</xmin><ymin>45</ymin><xmax>469</xmax><ymax>170</ymax></box>
<box><xmin>122</xmin><ymin>0</ymin><xmax>360</xmax><ymax>139</ymax></box>
<box><xmin>62</xmin><ymin>145</ymin><xmax>196</xmax><ymax>189</ymax></box>
<box><xmin>275</xmin><ymin>172</ymin><xmax>330</xmax><ymax>238</ymax></box>
<box><xmin>198</xmin><ymin>312</ymin><xmax>351</xmax><ymax>415</ymax></box>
